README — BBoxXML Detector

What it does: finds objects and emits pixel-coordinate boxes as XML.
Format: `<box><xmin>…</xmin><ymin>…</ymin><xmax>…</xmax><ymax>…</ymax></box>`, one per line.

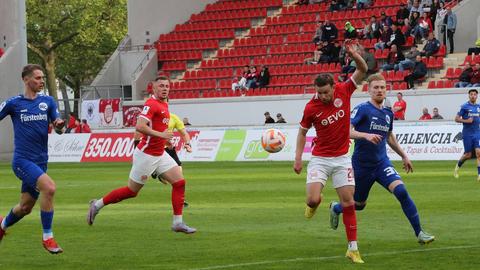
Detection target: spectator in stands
<box><xmin>420</xmin><ymin>0</ymin><xmax>432</xmax><ymax>10</ymax></box>
<box><xmin>65</xmin><ymin>112</ymin><xmax>77</xmax><ymax>133</ymax></box>
<box><xmin>369</xmin><ymin>16</ymin><xmax>381</xmax><ymax>39</ymax></box>
<box><xmin>409</xmin><ymin>0</ymin><xmax>424</xmax><ymax>16</ymax></box>
<box><xmin>404</xmin><ymin>55</ymin><xmax>427</xmax><ymax>89</ymax></box>
<box><xmin>276</xmin><ymin>113</ymin><xmax>287</xmax><ymax>123</ymax></box>
<box><xmin>329</xmin><ymin>0</ymin><xmax>342</xmax><ymax>12</ymax></box>
<box><xmin>382</xmin><ymin>45</ymin><xmax>405</xmax><ymax>71</ymax></box>
<box><xmin>445</xmin><ymin>7</ymin><xmax>457</xmax><ymax>54</ymax></box>
<box><xmin>467</xmin><ymin>63</ymin><xmax>480</xmax><ymax>87</ymax></box>
<box><xmin>397</xmin><ymin>44</ymin><xmax>421</xmax><ymax>71</ymax></box>
<box><xmin>257</xmin><ymin>65</ymin><xmax>270</xmax><ymax>88</ymax></box>
<box><xmin>231</xmin><ymin>65</ymin><xmax>250</xmax><ymax>92</ymax></box>
<box><xmin>419</xmin><ymin>107</ymin><xmax>432</xmax><ymax>120</ymax></box>
<box><xmin>245</xmin><ymin>66</ymin><xmax>259</xmax><ymax>89</ymax></box>
<box><xmin>374</xmin><ymin>25</ymin><xmax>393</xmax><ymax>50</ymax></box>
<box><xmin>387</xmin><ymin>23</ymin><xmax>406</xmax><ymax>49</ymax></box>
<box><xmin>321</xmin><ymin>20</ymin><xmax>338</xmax><ymax>42</ymax></box>
<box><xmin>429</xmin><ymin>0</ymin><xmax>441</xmax><ymax>30</ymax></box>
<box><xmin>360</xmin><ymin>19</ymin><xmax>373</xmax><ymax>39</ymax></box>
<box><xmin>361</xmin><ymin>47</ymin><xmax>377</xmax><ymax>75</ymax></box>
<box><xmin>81</xmin><ymin>119</ymin><xmax>91</xmax><ymax>133</ymax></box>
<box><xmin>402</xmin><ymin>18</ymin><xmax>412</xmax><ymax>36</ymax></box>
<box><xmin>396</xmin><ymin>3</ymin><xmax>411</xmax><ymax>26</ymax></box>
<box><xmin>454</xmin><ymin>62</ymin><xmax>473</xmax><ymax>88</ymax></box>
<box><xmin>409</xmin><ymin>11</ymin><xmax>421</xmax><ymax>32</ymax></box>
<box><xmin>356</xmin><ymin>0</ymin><xmax>370</xmax><ymax>9</ymax></box>
<box><xmin>420</xmin><ymin>32</ymin><xmax>440</xmax><ymax>57</ymax></box>
<box><xmin>393</xmin><ymin>92</ymin><xmax>407</xmax><ymax>120</ymax></box>
<box><xmin>411</xmin><ymin>12</ymin><xmax>433</xmax><ymax>41</ymax></box>
<box><xmin>264</xmin><ymin>112</ymin><xmax>275</xmax><ymax>124</ymax></box>
<box><xmin>432</xmin><ymin>107</ymin><xmax>444</xmax><ymax>119</ymax></box>
<box><xmin>379</xmin><ymin>11</ymin><xmax>393</xmax><ymax>28</ymax></box>
<box><xmin>344</xmin><ymin>22</ymin><xmax>357</xmax><ymax>39</ymax></box>
<box><xmin>74</xmin><ymin>119</ymin><xmax>82</xmax><ymax>133</ymax></box>
<box><xmin>296</xmin><ymin>0</ymin><xmax>309</xmax><ymax>5</ymax></box>
<box><xmin>312</xmin><ymin>21</ymin><xmax>324</xmax><ymax>44</ymax></box>
<box><xmin>183</xmin><ymin>117</ymin><xmax>192</xmax><ymax>126</ymax></box>
<box><xmin>467</xmin><ymin>38</ymin><xmax>480</xmax><ymax>55</ymax></box>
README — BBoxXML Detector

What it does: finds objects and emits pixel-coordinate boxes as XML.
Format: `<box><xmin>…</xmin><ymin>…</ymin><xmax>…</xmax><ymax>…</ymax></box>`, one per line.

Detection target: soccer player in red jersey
<box><xmin>294</xmin><ymin>40</ymin><xmax>367</xmax><ymax>263</ymax></box>
<box><xmin>86</xmin><ymin>75</ymin><xmax>196</xmax><ymax>234</ymax></box>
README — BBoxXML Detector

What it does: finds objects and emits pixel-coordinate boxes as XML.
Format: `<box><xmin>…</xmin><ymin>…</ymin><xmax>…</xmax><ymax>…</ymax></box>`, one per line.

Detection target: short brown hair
<box><xmin>314</xmin><ymin>73</ymin><xmax>334</xmax><ymax>87</ymax></box>
<box><xmin>155</xmin><ymin>75</ymin><xmax>170</xmax><ymax>82</ymax></box>
<box><xmin>366</xmin><ymin>73</ymin><xmax>386</xmax><ymax>85</ymax></box>
<box><xmin>21</xmin><ymin>64</ymin><xmax>44</xmax><ymax>79</ymax></box>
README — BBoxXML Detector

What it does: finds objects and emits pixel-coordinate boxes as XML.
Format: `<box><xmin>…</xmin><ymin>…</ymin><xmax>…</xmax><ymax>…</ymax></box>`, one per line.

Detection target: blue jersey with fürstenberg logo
<box><xmin>457</xmin><ymin>102</ymin><xmax>480</xmax><ymax>136</ymax></box>
<box><xmin>0</xmin><ymin>94</ymin><xmax>59</xmax><ymax>163</ymax></box>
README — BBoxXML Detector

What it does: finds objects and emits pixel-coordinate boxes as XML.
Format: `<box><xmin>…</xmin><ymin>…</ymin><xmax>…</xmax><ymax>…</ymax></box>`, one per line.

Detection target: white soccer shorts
<box><xmin>306</xmin><ymin>154</ymin><xmax>355</xmax><ymax>188</ymax></box>
<box><xmin>129</xmin><ymin>148</ymin><xmax>178</xmax><ymax>184</ymax></box>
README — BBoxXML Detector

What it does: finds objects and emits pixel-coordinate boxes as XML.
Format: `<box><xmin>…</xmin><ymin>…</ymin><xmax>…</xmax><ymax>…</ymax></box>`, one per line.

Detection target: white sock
<box><xmin>43</xmin><ymin>232</ymin><xmax>53</xmax><ymax>241</ymax></box>
<box><xmin>348</xmin><ymin>241</ymin><xmax>358</xmax><ymax>251</ymax></box>
<box><xmin>173</xmin><ymin>215</ymin><xmax>183</xmax><ymax>225</ymax></box>
<box><xmin>94</xmin><ymin>199</ymin><xmax>104</xmax><ymax>210</ymax></box>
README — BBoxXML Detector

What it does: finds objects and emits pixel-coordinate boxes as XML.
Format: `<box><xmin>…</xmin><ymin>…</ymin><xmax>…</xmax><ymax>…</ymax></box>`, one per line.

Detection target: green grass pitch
<box><xmin>0</xmin><ymin>161</ymin><xmax>479</xmax><ymax>269</ymax></box>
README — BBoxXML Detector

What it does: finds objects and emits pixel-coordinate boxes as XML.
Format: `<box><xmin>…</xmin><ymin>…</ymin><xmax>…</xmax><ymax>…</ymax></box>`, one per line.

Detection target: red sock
<box><xmin>103</xmin><ymin>186</ymin><xmax>137</xmax><ymax>205</ymax></box>
<box><xmin>171</xmin><ymin>180</ymin><xmax>185</xmax><ymax>215</ymax></box>
<box><xmin>342</xmin><ymin>204</ymin><xmax>357</xmax><ymax>241</ymax></box>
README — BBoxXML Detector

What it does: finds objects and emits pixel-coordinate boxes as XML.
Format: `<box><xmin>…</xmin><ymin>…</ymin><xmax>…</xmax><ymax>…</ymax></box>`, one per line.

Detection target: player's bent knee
<box><xmin>306</xmin><ymin>198</ymin><xmax>321</xmax><ymax>208</ymax></box>
<box><xmin>19</xmin><ymin>204</ymin><xmax>34</xmax><ymax>215</ymax></box>
<box><xmin>393</xmin><ymin>184</ymin><xmax>409</xmax><ymax>200</ymax></box>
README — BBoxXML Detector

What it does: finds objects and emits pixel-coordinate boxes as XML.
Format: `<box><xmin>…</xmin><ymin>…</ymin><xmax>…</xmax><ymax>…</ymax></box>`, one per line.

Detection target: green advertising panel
<box><xmin>215</xmin><ymin>130</ymin><xmax>246</xmax><ymax>161</ymax></box>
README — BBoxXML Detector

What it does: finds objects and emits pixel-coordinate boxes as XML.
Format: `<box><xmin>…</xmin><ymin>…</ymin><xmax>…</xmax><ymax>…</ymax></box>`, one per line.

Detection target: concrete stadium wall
<box><xmin>0</xmin><ymin>0</ymin><xmax>27</xmax><ymax>161</ymax></box>
<box><xmin>94</xmin><ymin>50</ymin><xmax>146</xmax><ymax>86</ymax></box>
<box><xmin>166</xmin><ymin>89</ymin><xmax>474</xmax><ymax>126</ymax></box>
<box><xmin>127</xmin><ymin>0</ymin><xmax>216</xmax><ymax>46</ymax></box>
<box><xmin>452</xmin><ymin>0</ymin><xmax>480</xmax><ymax>53</ymax></box>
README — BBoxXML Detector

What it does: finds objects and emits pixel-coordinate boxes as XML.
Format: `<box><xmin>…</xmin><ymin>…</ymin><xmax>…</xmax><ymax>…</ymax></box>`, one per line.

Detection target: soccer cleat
<box><xmin>453</xmin><ymin>164</ymin><xmax>459</xmax><ymax>178</ymax></box>
<box><xmin>345</xmin><ymin>249</ymin><xmax>365</xmax><ymax>264</ymax></box>
<box><xmin>0</xmin><ymin>216</ymin><xmax>6</xmax><ymax>242</ymax></box>
<box><xmin>171</xmin><ymin>223</ymin><xmax>197</xmax><ymax>234</ymax></box>
<box><xmin>87</xmin><ymin>199</ymin><xmax>99</xmax><ymax>226</ymax></box>
<box><xmin>42</xmin><ymin>238</ymin><xmax>63</xmax><ymax>254</ymax></box>
<box><xmin>329</xmin><ymin>201</ymin><xmax>340</xmax><ymax>230</ymax></box>
<box><xmin>304</xmin><ymin>205</ymin><xmax>318</xmax><ymax>219</ymax></box>
<box><xmin>417</xmin><ymin>231</ymin><xmax>435</xmax><ymax>245</ymax></box>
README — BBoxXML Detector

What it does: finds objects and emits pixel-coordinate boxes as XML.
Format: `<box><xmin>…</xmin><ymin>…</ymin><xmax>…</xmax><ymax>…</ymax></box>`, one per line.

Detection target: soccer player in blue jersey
<box><xmin>0</xmin><ymin>64</ymin><xmax>65</xmax><ymax>254</ymax></box>
<box><xmin>453</xmin><ymin>89</ymin><xmax>480</xmax><ymax>181</ymax></box>
<box><xmin>329</xmin><ymin>74</ymin><xmax>435</xmax><ymax>244</ymax></box>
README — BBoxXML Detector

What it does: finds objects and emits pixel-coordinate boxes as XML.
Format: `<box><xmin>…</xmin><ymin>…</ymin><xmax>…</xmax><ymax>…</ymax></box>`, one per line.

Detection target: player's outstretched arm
<box><xmin>387</xmin><ymin>132</ymin><xmax>413</xmax><ymax>173</ymax></box>
<box><xmin>350</xmin><ymin>126</ymin><xmax>382</xmax><ymax>144</ymax></box>
<box><xmin>345</xmin><ymin>40</ymin><xmax>368</xmax><ymax>85</ymax></box>
<box><xmin>136</xmin><ymin>117</ymin><xmax>173</xmax><ymax>140</ymax></box>
<box><xmin>53</xmin><ymin>118</ymin><xmax>65</xmax><ymax>134</ymax></box>
<box><xmin>294</xmin><ymin>128</ymin><xmax>308</xmax><ymax>174</ymax></box>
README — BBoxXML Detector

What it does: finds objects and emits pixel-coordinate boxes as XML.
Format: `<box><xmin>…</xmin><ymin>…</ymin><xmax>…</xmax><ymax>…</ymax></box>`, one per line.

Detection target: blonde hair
<box><xmin>366</xmin><ymin>73</ymin><xmax>386</xmax><ymax>85</ymax></box>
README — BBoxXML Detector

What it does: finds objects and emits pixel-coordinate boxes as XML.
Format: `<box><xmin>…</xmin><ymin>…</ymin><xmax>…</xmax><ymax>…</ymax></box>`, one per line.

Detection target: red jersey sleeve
<box><xmin>299</xmin><ymin>103</ymin><xmax>313</xmax><ymax>130</ymax></box>
<box><xmin>343</xmin><ymin>77</ymin><xmax>358</xmax><ymax>96</ymax></box>
<box><xmin>139</xmin><ymin>99</ymin><xmax>157</xmax><ymax>122</ymax></box>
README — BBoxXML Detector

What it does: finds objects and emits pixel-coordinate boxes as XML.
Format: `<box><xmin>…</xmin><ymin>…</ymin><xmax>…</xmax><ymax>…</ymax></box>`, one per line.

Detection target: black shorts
<box><xmin>165</xmin><ymin>147</ymin><xmax>181</xmax><ymax>166</ymax></box>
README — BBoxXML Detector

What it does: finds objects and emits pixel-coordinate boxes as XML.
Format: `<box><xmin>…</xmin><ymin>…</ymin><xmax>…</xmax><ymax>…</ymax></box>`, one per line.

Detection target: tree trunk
<box><xmin>59</xmin><ymin>80</ymin><xmax>71</xmax><ymax>119</ymax></box>
<box><xmin>73</xmin><ymin>80</ymin><xmax>81</xmax><ymax>117</ymax></box>
<box><xmin>45</xmin><ymin>51</ymin><xmax>58</xmax><ymax>100</ymax></box>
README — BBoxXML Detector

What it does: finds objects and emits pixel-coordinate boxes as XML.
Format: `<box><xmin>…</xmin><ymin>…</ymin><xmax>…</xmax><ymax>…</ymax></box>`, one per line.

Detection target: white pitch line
<box><xmin>187</xmin><ymin>244</ymin><xmax>480</xmax><ymax>270</ymax></box>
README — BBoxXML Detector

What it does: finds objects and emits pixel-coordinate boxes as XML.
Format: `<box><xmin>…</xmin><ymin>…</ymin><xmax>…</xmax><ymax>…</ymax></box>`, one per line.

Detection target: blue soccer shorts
<box><xmin>352</xmin><ymin>159</ymin><xmax>402</xmax><ymax>203</ymax></box>
<box><xmin>12</xmin><ymin>159</ymin><xmax>47</xmax><ymax>200</ymax></box>
<box><xmin>462</xmin><ymin>135</ymin><xmax>480</xmax><ymax>153</ymax></box>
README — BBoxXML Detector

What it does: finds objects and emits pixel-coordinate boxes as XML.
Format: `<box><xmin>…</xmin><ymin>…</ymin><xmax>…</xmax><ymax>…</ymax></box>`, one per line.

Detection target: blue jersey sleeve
<box><xmin>457</xmin><ymin>105</ymin><xmax>467</xmax><ymax>118</ymax></box>
<box><xmin>0</xmin><ymin>98</ymin><xmax>14</xmax><ymax>121</ymax></box>
<box><xmin>48</xmin><ymin>97</ymin><xmax>60</xmax><ymax>123</ymax></box>
<box><xmin>350</xmin><ymin>104</ymin><xmax>364</xmax><ymax>127</ymax></box>
<box><xmin>387</xmin><ymin>109</ymin><xmax>394</xmax><ymax>132</ymax></box>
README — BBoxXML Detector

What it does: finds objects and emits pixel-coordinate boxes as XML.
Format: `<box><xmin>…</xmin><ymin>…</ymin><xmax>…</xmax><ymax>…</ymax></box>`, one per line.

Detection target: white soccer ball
<box><xmin>261</xmin><ymin>128</ymin><xmax>286</xmax><ymax>153</ymax></box>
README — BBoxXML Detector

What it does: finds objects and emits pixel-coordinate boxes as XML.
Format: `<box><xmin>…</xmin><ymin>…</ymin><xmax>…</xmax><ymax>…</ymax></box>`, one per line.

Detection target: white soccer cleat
<box><xmin>453</xmin><ymin>164</ymin><xmax>459</xmax><ymax>179</ymax></box>
<box><xmin>171</xmin><ymin>223</ymin><xmax>197</xmax><ymax>234</ymax></box>
<box><xmin>87</xmin><ymin>199</ymin><xmax>99</xmax><ymax>226</ymax></box>
<box><xmin>417</xmin><ymin>231</ymin><xmax>435</xmax><ymax>245</ymax></box>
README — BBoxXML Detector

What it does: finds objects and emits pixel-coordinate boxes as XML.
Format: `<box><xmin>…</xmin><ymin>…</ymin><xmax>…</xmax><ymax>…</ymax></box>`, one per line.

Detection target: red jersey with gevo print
<box><xmin>137</xmin><ymin>96</ymin><xmax>169</xmax><ymax>156</ymax></box>
<box><xmin>299</xmin><ymin>79</ymin><xmax>357</xmax><ymax>157</ymax></box>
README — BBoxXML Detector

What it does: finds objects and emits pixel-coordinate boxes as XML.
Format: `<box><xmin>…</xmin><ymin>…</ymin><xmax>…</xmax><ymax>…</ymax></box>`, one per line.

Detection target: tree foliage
<box><xmin>27</xmin><ymin>0</ymin><xmax>127</xmax><ymax>114</ymax></box>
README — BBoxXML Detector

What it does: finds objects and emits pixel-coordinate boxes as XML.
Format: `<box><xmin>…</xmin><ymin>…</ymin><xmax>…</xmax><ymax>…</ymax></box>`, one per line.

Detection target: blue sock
<box><xmin>40</xmin><ymin>210</ymin><xmax>54</xmax><ymax>234</ymax></box>
<box><xmin>333</xmin><ymin>203</ymin><xmax>343</xmax><ymax>214</ymax></box>
<box><xmin>393</xmin><ymin>185</ymin><xmax>422</xmax><ymax>236</ymax></box>
<box><xmin>458</xmin><ymin>160</ymin><xmax>465</xmax><ymax>167</ymax></box>
<box><xmin>3</xmin><ymin>209</ymin><xmax>24</xmax><ymax>229</ymax></box>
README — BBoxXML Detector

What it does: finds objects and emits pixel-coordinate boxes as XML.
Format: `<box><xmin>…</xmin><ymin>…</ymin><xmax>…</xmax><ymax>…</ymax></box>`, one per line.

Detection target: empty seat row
<box><xmin>157</xmin><ymin>40</ymin><xmax>218</xmax><ymax>51</ymax></box>
<box><xmin>205</xmin><ymin>0</ymin><xmax>282</xmax><ymax>12</ymax></box>
<box><xmin>174</xmin><ymin>19</ymin><xmax>250</xmax><ymax>32</ymax></box>
<box><xmin>269</xmin><ymin>63</ymin><xmax>341</xmax><ymax>75</ymax></box>
<box><xmin>250</xmin><ymin>25</ymin><xmax>301</xmax><ymax>36</ymax></box>
<box><xmin>190</xmin><ymin>8</ymin><xmax>267</xmax><ymax>22</ymax></box>
<box><xmin>217</xmin><ymin>46</ymin><xmax>268</xmax><ymax>58</ymax></box>
<box><xmin>158</xmin><ymin>51</ymin><xmax>202</xmax><ymax>61</ymax></box>
<box><xmin>171</xmin><ymin>80</ymin><xmax>217</xmax><ymax>91</ymax></box>
<box><xmin>427</xmin><ymin>80</ymin><xmax>456</xmax><ymax>89</ymax></box>
<box><xmin>270</xmin><ymin>43</ymin><xmax>316</xmax><ymax>55</ymax></box>
<box><xmin>162</xmin><ymin>61</ymin><xmax>187</xmax><ymax>71</ymax></box>
<box><xmin>234</xmin><ymin>35</ymin><xmax>283</xmax><ymax>46</ymax></box>
<box><xmin>460</xmin><ymin>54</ymin><xmax>480</xmax><ymax>66</ymax></box>
<box><xmin>159</xmin><ymin>29</ymin><xmax>234</xmax><ymax>42</ymax></box>
<box><xmin>184</xmin><ymin>69</ymin><xmax>233</xmax><ymax>80</ymax></box>
<box><xmin>266</xmin><ymin>14</ymin><xmax>316</xmax><ymax>26</ymax></box>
